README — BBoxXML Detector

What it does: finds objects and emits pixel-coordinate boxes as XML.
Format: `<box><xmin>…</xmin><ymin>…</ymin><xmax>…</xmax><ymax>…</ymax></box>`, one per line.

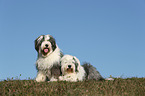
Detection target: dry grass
<box><xmin>0</xmin><ymin>78</ymin><xmax>145</xmax><ymax>96</ymax></box>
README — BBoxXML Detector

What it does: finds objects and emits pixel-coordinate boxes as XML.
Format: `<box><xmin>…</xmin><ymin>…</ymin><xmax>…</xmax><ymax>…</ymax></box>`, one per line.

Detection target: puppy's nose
<box><xmin>68</xmin><ymin>65</ymin><xmax>71</xmax><ymax>68</ymax></box>
<box><xmin>45</xmin><ymin>44</ymin><xmax>49</xmax><ymax>47</ymax></box>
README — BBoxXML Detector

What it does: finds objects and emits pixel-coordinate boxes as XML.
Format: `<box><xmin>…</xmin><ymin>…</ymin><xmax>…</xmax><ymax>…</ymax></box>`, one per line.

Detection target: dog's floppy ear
<box><xmin>49</xmin><ymin>35</ymin><xmax>57</xmax><ymax>51</ymax></box>
<box><xmin>73</xmin><ymin>56</ymin><xmax>80</xmax><ymax>72</ymax></box>
<box><xmin>35</xmin><ymin>35</ymin><xmax>44</xmax><ymax>52</ymax></box>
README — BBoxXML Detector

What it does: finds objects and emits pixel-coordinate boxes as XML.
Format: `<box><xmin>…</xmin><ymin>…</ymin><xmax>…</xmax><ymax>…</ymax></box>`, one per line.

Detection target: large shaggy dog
<box><xmin>35</xmin><ymin>34</ymin><xmax>63</xmax><ymax>82</ymax></box>
<box><xmin>59</xmin><ymin>55</ymin><xmax>104</xmax><ymax>82</ymax></box>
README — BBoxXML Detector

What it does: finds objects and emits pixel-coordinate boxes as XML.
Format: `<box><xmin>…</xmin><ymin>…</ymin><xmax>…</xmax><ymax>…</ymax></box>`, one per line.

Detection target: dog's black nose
<box><xmin>45</xmin><ymin>44</ymin><xmax>49</xmax><ymax>47</ymax></box>
<box><xmin>68</xmin><ymin>65</ymin><xmax>71</xmax><ymax>68</ymax></box>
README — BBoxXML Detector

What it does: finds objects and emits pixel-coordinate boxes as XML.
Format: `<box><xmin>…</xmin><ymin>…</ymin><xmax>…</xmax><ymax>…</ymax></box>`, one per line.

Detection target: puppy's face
<box><xmin>62</xmin><ymin>60</ymin><xmax>76</xmax><ymax>74</ymax></box>
<box><xmin>35</xmin><ymin>35</ymin><xmax>56</xmax><ymax>57</ymax></box>
<box><xmin>61</xmin><ymin>55</ymin><xmax>80</xmax><ymax>75</ymax></box>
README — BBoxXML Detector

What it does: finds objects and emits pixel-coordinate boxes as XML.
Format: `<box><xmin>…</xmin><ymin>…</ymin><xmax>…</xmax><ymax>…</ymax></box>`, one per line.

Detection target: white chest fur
<box><xmin>36</xmin><ymin>47</ymin><xmax>61</xmax><ymax>71</ymax></box>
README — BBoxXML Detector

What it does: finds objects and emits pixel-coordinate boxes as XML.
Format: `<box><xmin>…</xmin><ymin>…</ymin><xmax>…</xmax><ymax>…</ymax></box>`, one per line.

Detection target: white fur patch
<box><xmin>36</xmin><ymin>35</ymin><xmax>43</xmax><ymax>47</ymax></box>
<box><xmin>35</xmin><ymin>71</ymin><xmax>46</xmax><ymax>82</ymax></box>
<box><xmin>59</xmin><ymin>73</ymin><xmax>78</xmax><ymax>82</ymax></box>
<box><xmin>36</xmin><ymin>47</ymin><xmax>61</xmax><ymax>70</ymax></box>
<box><xmin>37</xmin><ymin>35</ymin><xmax>43</xmax><ymax>41</ymax></box>
<box><xmin>45</xmin><ymin>35</ymin><xmax>50</xmax><ymax>41</ymax></box>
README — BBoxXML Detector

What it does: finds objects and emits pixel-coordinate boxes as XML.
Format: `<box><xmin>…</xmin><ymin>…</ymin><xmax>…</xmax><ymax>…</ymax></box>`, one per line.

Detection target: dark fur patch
<box><xmin>60</xmin><ymin>51</ymin><xmax>64</xmax><ymax>58</ymax></box>
<box><xmin>73</xmin><ymin>57</ymin><xmax>79</xmax><ymax>72</ymax></box>
<box><xmin>48</xmin><ymin>35</ymin><xmax>56</xmax><ymax>51</ymax></box>
<box><xmin>51</xmin><ymin>64</ymin><xmax>62</xmax><ymax>79</ymax></box>
<box><xmin>82</xmin><ymin>62</ymin><xmax>104</xmax><ymax>81</ymax></box>
<box><xmin>59</xmin><ymin>52</ymin><xmax>64</xmax><ymax>67</ymax></box>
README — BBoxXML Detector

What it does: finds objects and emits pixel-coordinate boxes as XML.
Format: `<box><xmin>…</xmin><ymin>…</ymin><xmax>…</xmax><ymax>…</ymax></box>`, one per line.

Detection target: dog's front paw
<box><xmin>58</xmin><ymin>76</ymin><xmax>64</xmax><ymax>81</ymax></box>
<box><xmin>35</xmin><ymin>72</ymin><xmax>46</xmax><ymax>82</ymax></box>
<box><xmin>50</xmin><ymin>77</ymin><xmax>58</xmax><ymax>82</ymax></box>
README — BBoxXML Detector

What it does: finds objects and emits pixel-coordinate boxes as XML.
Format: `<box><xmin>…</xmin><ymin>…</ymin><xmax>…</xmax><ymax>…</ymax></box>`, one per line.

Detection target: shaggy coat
<box><xmin>82</xmin><ymin>62</ymin><xmax>104</xmax><ymax>80</ymax></box>
<box><xmin>59</xmin><ymin>55</ymin><xmax>104</xmax><ymax>82</ymax></box>
<box><xmin>35</xmin><ymin>34</ymin><xmax>62</xmax><ymax>82</ymax></box>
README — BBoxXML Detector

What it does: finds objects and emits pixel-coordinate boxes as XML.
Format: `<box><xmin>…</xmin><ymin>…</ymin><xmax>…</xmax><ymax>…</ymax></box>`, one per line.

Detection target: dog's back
<box><xmin>82</xmin><ymin>62</ymin><xmax>104</xmax><ymax>81</ymax></box>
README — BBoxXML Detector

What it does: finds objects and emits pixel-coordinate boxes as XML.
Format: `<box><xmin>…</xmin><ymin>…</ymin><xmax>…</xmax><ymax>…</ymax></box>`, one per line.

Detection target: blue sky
<box><xmin>0</xmin><ymin>0</ymin><xmax>145</xmax><ymax>80</ymax></box>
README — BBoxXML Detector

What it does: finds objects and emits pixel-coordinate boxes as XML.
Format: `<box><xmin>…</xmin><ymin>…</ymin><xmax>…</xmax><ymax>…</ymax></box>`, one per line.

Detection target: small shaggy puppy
<box><xmin>35</xmin><ymin>34</ymin><xmax>63</xmax><ymax>82</ymax></box>
<box><xmin>59</xmin><ymin>55</ymin><xmax>86</xmax><ymax>82</ymax></box>
<box><xmin>59</xmin><ymin>55</ymin><xmax>104</xmax><ymax>82</ymax></box>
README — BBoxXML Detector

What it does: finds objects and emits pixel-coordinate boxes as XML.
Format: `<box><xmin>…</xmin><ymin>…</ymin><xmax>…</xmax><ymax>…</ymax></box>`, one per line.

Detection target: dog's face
<box><xmin>61</xmin><ymin>55</ymin><xmax>80</xmax><ymax>75</ymax></box>
<box><xmin>35</xmin><ymin>35</ymin><xmax>56</xmax><ymax>57</ymax></box>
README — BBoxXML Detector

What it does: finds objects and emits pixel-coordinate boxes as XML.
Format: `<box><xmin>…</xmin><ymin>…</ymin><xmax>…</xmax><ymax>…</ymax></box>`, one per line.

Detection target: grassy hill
<box><xmin>0</xmin><ymin>78</ymin><xmax>145</xmax><ymax>96</ymax></box>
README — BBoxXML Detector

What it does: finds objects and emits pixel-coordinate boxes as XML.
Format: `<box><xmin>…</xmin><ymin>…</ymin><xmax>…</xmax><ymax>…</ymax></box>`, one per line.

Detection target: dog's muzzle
<box><xmin>66</xmin><ymin>65</ymin><xmax>73</xmax><ymax>73</ymax></box>
<box><xmin>41</xmin><ymin>44</ymin><xmax>50</xmax><ymax>55</ymax></box>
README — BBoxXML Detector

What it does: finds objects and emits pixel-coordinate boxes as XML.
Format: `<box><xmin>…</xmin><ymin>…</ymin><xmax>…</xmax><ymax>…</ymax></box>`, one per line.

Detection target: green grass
<box><xmin>0</xmin><ymin>78</ymin><xmax>145</xmax><ymax>96</ymax></box>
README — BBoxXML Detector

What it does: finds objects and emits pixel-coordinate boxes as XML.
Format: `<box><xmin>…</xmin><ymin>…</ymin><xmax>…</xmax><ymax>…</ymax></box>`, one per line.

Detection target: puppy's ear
<box><xmin>60</xmin><ymin>60</ymin><xmax>65</xmax><ymax>75</ymax></box>
<box><xmin>60</xmin><ymin>61</ymin><xmax>62</xmax><ymax>66</ymax></box>
<box><xmin>35</xmin><ymin>35</ymin><xmax>44</xmax><ymax>52</ymax></box>
<box><xmin>73</xmin><ymin>56</ymin><xmax>80</xmax><ymax>72</ymax></box>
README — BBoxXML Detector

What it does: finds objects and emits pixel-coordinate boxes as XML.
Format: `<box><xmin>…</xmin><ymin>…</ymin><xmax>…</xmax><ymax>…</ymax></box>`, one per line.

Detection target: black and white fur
<box><xmin>82</xmin><ymin>62</ymin><xmax>104</xmax><ymax>81</ymax></box>
<box><xmin>59</xmin><ymin>55</ymin><xmax>104</xmax><ymax>82</ymax></box>
<box><xmin>35</xmin><ymin>34</ymin><xmax>62</xmax><ymax>82</ymax></box>
<box><xmin>59</xmin><ymin>55</ymin><xmax>86</xmax><ymax>82</ymax></box>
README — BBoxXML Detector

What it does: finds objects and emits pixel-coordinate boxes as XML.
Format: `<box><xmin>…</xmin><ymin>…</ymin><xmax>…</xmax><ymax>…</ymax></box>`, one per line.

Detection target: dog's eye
<box><xmin>72</xmin><ymin>61</ymin><xmax>75</xmax><ymax>63</ymax></box>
